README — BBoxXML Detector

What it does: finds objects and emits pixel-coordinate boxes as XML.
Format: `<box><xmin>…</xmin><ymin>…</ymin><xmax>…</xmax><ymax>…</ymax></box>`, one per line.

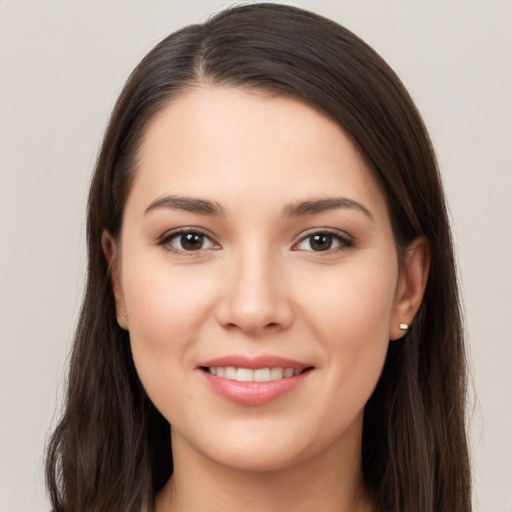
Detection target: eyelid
<box><xmin>155</xmin><ymin>226</ymin><xmax>354</xmax><ymax>255</ymax></box>
<box><xmin>292</xmin><ymin>228</ymin><xmax>354</xmax><ymax>253</ymax></box>
<box><xmin>156</xmin><ymin>227</ymin><xmax>221</xmax><ymax>254</ymax></box>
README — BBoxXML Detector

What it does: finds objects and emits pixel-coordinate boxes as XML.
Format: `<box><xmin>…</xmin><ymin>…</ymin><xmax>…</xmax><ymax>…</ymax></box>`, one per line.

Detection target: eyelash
<box><xmin>156</xmin><ymin>228</ymin><xmax>220</xmax><ymax>256</ymax></box>
<box><xmin>292</xmin><ymin>229</ymin><xmax>354</xmax><ymax>254</ymax></box>
<box><xmin>156</xmin><ymin>228</ymin><xmax>354</xmax><ymax>256</ymax></box>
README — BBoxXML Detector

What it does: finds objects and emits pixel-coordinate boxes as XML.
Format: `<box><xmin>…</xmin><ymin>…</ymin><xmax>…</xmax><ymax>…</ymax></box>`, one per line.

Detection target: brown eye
<box><xmin>309</xmin><ymin>234</ymin><xmax>333</xmax><ymax>251</ymax></box>
<box><xmin>162</xmin><ymin>230</ymin><xmax>218</xmax><ymax>253</ymax></box>
<box><xmin>294</xmin><ymin>231</ymin><xmax>353</xmax><ymax>253</ymax></box>
<box><xmin>179</xmin><ymin>233</ymin><xmax>205</xmax><ymax>251</ymax></box>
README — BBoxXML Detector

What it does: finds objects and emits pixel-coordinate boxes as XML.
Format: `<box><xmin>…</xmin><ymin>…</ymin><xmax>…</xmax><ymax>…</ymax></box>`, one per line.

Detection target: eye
<box><xmin>158</xmin><ymin>229</ymin><xmax>219</xmax><ymax>253</ymax></box>
<box><xmin>293</xmin><ymin>231</ymin><xmax>353</xmax><ymax>253</ymax></box>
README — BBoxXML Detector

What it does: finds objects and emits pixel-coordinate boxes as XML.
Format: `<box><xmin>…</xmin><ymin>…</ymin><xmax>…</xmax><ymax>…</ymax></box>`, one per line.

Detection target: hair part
<box><xmin>46</xmin><ymin>4</ymin><xmax>471</xmax><ymax>511</ymax></box>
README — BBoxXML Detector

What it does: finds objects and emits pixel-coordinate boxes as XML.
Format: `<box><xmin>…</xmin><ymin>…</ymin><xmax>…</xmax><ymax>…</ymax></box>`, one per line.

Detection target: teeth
<box><xmin>253</xmin><ymin>368</ymin><xmax>270</xmax><ymax>382</ymax></box>
<box><xmin>207</xmin><ymin>366</ymin><xmax>302</xmax><ymax>382</ymax></box>
<box><xmin>225</xmin><ymin>367</ymin><xmax>236</xmax><ymax>380</ymax></box>
<box><xmin>236</xmin><ymin>368</ymin><xmax>253</xmax><ymax>382</ymax></box>
<box><xmin>270</xmin><ymin>367</ymin><xmax>284</xmax><ymax>380</ymax></box>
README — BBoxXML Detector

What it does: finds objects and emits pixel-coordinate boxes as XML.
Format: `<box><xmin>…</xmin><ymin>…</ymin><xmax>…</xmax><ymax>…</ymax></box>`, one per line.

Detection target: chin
<box><xmin>204</xmin><ymin>440</ymin><xmax>309</xmax><ymax>473</ymax></box>
<box><xmin>177</xmin><ymin>413</ymin><xmax>360</xmax><ymax>474</ymax></box>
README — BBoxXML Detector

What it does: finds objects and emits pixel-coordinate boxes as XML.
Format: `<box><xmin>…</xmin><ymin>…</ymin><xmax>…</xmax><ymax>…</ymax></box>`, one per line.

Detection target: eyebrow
<box><xmin>283</xmin><ymin>197</ymin><xmax>374</xmax><ymax>221</ymax></box>
<box><xmin>144</xmin><ymin>195</ymin><xmax>225</xmax><ymax>216</ymax></box>
<box><xmin>143</xmin><ymin>194</ymin><xmax>374</xmax><ymax>221</ymax></box>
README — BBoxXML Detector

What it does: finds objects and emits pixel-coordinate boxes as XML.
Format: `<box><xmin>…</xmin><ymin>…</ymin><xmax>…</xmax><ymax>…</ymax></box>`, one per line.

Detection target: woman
<box><xmin>45</xmin><ymin>3</ymin><xmax>471</xmax><ymax>511</ymax></box>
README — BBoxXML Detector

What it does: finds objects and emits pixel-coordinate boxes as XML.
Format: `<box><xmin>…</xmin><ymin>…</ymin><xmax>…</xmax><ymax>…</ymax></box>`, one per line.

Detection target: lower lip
<box><xmin>201</xmin><ymin>369</ymin><xmax>311</xmax><ymax>406</ymax></box>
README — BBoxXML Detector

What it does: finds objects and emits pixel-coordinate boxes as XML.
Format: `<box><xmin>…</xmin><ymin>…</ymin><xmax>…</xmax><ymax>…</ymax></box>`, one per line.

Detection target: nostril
<box><xmin>215</xmin><ymin>295</ymin><xmax>294</xmax><ymax>333</ymax></box>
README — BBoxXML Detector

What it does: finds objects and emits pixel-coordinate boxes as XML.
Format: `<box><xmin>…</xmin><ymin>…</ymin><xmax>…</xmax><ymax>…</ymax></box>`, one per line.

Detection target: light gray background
<box><xmin>1</xmin><ymin>1</ymin><xmax>511</xmax><ymax>511</ymax></box>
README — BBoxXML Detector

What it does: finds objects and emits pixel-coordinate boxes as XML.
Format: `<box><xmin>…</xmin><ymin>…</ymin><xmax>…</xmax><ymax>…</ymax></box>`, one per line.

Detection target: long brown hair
<box><xmin>46</xmin><ymin>4</ymin><xmax>471</xmax><ymax>511</ymax></box>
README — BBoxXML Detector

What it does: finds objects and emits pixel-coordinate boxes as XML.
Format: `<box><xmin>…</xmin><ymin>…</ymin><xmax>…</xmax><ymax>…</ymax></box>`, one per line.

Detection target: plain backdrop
<box><xmin>1</xmin><ymin>1</ymin><xmax>511</xmax><ymax>511</ymax></box>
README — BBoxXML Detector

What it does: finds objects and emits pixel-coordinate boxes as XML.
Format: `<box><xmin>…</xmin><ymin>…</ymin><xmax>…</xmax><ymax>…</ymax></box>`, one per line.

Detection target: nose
<box><xmin>215</xmin><ymin>247</ymin><xmax>294</xmax><ymax>335</ymax></box>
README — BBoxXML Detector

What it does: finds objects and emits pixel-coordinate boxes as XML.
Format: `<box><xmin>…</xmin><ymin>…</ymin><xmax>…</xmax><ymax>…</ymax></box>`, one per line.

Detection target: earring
<box><xmin>399</xmin><ymin>323</ymin><xmax>409</xmax><ymax>331</ymax></box>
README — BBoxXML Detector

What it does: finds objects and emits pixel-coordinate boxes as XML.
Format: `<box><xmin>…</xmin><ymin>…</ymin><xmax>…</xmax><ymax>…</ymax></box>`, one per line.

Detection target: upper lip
<box><xmin>197</xmin><ymin>354</ymin><xmax>312</xmax><ymax>370</ymax></box>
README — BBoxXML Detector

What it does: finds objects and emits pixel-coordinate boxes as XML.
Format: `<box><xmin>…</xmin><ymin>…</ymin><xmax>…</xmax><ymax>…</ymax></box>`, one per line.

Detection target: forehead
<box><xmin>128</xmin><ymin>86</ymin><xmax>388</xmax><ymax>219</ymax></box>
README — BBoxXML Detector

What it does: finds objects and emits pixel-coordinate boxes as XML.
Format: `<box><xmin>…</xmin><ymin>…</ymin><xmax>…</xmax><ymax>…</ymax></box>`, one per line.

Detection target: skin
<box><xmin>103</xmin><ymin>87</ymin><xmax>429</xmax><ymax>512</ymax></box>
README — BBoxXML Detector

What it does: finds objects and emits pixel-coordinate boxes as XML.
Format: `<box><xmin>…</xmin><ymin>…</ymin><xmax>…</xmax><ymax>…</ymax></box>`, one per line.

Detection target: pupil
<box><xmin>311</xmin><ymin>234</ymin><xmax>332</xmax><ymax>251</ymax></box>
<box><xmin>181</xmin><ymin>233</ymin><xmax>203</xmax><ymax>250</ymax></box>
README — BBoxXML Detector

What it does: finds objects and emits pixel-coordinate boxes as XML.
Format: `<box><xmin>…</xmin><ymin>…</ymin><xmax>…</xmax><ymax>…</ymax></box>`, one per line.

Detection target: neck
<box><xmin>155</xmin><ymin>420</ymin><xmax>373</xmax><ymax>512</ymax></box>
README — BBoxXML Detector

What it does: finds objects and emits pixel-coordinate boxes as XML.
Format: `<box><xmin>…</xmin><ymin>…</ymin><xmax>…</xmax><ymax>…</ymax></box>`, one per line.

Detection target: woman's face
<box><xmin>107</xmin><ymin>87</ymin><xmax>423</xmax><ymax>472</ymax></box>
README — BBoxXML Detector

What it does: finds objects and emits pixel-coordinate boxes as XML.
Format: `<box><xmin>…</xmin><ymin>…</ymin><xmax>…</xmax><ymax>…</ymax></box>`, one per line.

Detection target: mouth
<box><xmin>197</xmin><ymin>355</ymin><xmax>314</xmax><ymax>405</ymax></box>
<box><xmin>200</xmin><ymin>366</ymin><xmax>311</xmax><ymax>382</ymax></box>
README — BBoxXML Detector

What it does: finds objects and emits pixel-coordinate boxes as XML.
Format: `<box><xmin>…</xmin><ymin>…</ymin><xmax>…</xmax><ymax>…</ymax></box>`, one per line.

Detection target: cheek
<box><xmin>299</xmin><ymin>261</ymin><xmax>397</xmax><ymax>403</ymax></box>
<box><xmin>123</xmin><ymin>258</ymin><xmax>217</xmax><ymax>340</ymax></box>
<box><xmin>301</xmin><ymin>258</ymin><xmax>397</xmax><ymax>343</ymax></box>
<box><xmin>120</xmin><ymin>259</ymin><xmax>219</xmax><ymax>408</ymax></box>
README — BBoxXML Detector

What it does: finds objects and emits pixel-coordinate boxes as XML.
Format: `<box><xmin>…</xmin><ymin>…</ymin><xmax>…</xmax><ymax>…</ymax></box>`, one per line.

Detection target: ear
<box><xmin>389</xmin><ymin>237</ymin><xmax>430</xmax><ymax>340</ymax></box>
<box><xmin>101</xmin><ymin>230</ymin><xmax>129</xmax><ymax>330</ymax></box>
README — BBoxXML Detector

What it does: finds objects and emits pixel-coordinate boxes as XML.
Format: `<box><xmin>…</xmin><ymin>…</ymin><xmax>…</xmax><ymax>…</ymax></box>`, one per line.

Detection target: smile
<box><xmin>198</xmin><ymin>355</ymin><xmax>314</xmax><ymax>405</ymax></box>
<box><xmin>205</xmin><ymin>367</ymin><xmax>303</xmax><ymax>382</ymax></box>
